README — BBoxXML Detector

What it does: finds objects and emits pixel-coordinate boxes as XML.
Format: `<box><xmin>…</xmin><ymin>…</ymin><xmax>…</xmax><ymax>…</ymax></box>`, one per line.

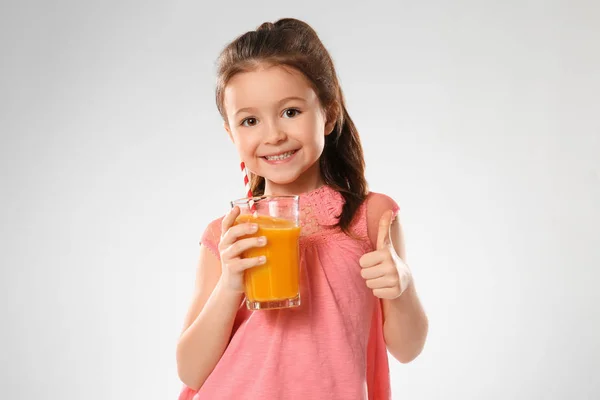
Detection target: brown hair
<box><xmin>215</xmin><ymin>18</ymin><xmax>368</xmax><ymax>233</ymax></box>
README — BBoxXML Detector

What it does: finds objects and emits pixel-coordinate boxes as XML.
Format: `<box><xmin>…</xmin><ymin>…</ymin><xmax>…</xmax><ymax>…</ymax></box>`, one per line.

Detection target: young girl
<box><xmin>177</xmin><ymin>18</ymin><xmax>428</xmax><ymax>400</ymax></box>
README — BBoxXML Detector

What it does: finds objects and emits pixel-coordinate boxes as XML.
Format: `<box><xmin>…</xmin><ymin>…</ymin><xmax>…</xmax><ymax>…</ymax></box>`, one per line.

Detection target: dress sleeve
<box><xmin>199</xmin><ymin>217</ymin><xmax>224</xmax><ymax>260</ymax></box>
<box><xmin>366</xmin><ymin>192</ymin><xmax>400</xmax><ymax>250</ymax></box>
<box><xmin>178</xmin><ymin>385</ymin><xmax>197</xmax><ymax>400</ymax></box>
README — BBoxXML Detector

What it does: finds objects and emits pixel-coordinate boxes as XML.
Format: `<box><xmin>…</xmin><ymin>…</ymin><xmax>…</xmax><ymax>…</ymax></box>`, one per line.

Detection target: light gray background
<box><xmin>1</xmin><ymin>1</ymin><xmax>599</xmax><ymax>399</ymax></box>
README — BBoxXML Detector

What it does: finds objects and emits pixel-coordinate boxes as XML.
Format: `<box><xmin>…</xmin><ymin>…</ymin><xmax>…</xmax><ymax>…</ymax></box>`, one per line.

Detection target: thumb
<box><xmin>376</xmin><ymin>210</ymin><xmax>395</xmax><ymax>250</ymax></box>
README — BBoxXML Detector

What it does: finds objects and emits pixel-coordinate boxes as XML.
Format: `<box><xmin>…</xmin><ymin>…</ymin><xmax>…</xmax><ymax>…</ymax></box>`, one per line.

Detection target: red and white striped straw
<box><xmin>240</xmin><ymin>161</ymin><xmax>257</xmax><ymax>214</ymax></box>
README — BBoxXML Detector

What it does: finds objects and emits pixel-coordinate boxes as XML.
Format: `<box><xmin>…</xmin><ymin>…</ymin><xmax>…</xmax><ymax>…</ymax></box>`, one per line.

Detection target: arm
<box><xmin>177</xmin><ymin>208</ymin><xmax>265</xmax><ymax>390</ymax></box>
<box><xmin>361</xmin><ymin>194</ymin><xmax>429</xmax><ymax>364</ymax></box>
<box><xmin>381</xmin><ymin>215</ymin><xmax>429</xmax><ymax>363</ymax></box>
<box><xmin>176</xmin><ymin>245</ymin><xmax>243</xmax><ymax>390</ymax></box>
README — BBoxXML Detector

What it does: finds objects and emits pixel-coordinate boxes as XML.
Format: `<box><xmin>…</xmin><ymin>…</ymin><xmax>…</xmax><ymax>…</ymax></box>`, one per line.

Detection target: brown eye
<box><xmin>241</xmin><ymin>117</ymin><xmax>257</xmax><ymax>127</ymax></box>
<box><xmin>283</xmin><ymin>108</ymin><xmax>301</xmax><ymax>118</ymax></box>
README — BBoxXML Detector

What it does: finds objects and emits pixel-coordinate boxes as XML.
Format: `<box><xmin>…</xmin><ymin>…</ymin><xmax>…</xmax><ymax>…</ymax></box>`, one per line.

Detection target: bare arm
<box><xmin>176</xmin><ymin>245</ymin><xmax>243</xmax><ymax>390</ymax></box>
<box><xmin>363</xmin><ymin>195</ymin><xmax>428</xmax><ymax>364</ymax></box>
<box><xmin>381</xmin><ymin>217</ymin><xmax>428</xmax><ymax>363</ymax></box>
<box><xmin>176</xmin><ymin>207</ymin><xmax>266</xmax><ymax>390</ymax></box>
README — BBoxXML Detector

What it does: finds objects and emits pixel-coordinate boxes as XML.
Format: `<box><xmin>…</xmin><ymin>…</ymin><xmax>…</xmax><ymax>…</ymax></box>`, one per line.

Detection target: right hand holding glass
<box><xmin>218</xmin><ymin>206</ymin><xmax>267</xmax><ymax>293</ymax></box>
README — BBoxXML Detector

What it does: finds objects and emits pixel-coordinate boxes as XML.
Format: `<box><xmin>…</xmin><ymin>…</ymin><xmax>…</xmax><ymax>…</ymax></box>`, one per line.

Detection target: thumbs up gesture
<box><xmin>359</xmin><ymin>210</ymin><xmax>411</xmax><ymax>299</ymax></box>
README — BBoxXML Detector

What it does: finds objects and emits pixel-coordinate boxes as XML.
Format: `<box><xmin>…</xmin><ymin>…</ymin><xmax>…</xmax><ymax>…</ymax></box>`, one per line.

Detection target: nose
<box><xmin>263</xmin><ymin>120</ymin><xmax>287</xmax><ymax>145</ymax></box>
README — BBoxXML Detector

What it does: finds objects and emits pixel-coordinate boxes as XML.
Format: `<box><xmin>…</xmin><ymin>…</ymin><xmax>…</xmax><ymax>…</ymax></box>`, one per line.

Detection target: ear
<box><xmin>224</xmin><ymin>121</ymin><xmax>234</xmax><ymax>143</ymax></box>
<box><xmin>324</xmin><ymin>105</ymin><xmax>338</xmax><ymax>136</ymax></box>
<box><xmin>324</xmin><ymin>119</ymin><xmax>336</xmax><ymax>136</ymax></box>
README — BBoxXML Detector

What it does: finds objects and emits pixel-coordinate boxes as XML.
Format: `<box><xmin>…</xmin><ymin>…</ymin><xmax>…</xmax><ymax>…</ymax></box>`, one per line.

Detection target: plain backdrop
<box><xmin>1</xmin><ymin>1</ymin><xmax>599</xmax><ymax>399</ymax></box>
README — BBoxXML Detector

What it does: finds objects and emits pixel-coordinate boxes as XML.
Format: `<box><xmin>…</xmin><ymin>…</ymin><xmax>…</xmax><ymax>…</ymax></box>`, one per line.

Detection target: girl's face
<box><xmin>223</xmin><ymin>64</ymin><xmax>334</xmax><ymax>194</ymax></box>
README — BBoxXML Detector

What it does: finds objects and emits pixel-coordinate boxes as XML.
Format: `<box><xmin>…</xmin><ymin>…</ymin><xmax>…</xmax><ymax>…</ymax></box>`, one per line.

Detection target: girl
<box><xmin>177</xmin><ymin>18</ymin><xmax>428</xmax><ymax>400</ymax></box>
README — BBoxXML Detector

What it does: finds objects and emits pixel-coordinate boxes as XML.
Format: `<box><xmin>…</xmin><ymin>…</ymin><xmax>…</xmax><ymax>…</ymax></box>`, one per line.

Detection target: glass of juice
<box><xmin>230</xmin><ymin>195</ymin><xmax>301</xmax><ymax>310</ymax></box>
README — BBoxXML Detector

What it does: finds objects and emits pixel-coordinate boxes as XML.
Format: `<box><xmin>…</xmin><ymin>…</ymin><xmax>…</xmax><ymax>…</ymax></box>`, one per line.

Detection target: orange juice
<box><xmin>235</xmin><ymin>214</ymin><xmax>301</xmax><ymax>304</ymax></box>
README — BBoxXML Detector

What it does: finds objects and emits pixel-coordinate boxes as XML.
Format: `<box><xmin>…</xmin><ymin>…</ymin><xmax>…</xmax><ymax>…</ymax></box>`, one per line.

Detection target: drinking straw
<box><xmin>240</xmin><ymin>161</ymin><xmax>257</xmax><ymax>215</ymax></box>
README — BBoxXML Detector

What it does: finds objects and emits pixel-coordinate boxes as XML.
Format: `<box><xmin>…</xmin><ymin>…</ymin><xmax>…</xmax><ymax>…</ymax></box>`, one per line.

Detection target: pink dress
<box><xmin>179</xmin><ymin>186</ymin><xmax>399</xmax><ymax>400</ymax></box>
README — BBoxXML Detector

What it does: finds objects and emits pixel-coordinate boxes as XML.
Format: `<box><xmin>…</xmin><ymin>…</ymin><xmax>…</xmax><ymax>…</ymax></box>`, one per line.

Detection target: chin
<box><xmin>260</xmin><ymin>166</ymin><xmax>311</xmax><ymax>185</ymax></box>
<box><xmin>263</xmin><ymin>173</ymin><xmax>301</xmax><ymax>185</ymax></box>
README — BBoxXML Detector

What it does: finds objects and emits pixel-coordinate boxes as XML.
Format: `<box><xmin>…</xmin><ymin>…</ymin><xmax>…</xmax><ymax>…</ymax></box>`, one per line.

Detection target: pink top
<box><xmin>179</xmin><ymin>185</ymin><xmax>399</xmax><ymax>400</ymax></box>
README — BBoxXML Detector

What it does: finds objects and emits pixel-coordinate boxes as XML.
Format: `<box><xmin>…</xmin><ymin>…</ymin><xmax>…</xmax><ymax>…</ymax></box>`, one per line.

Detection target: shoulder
<box><xmin>199</xmin><ymin>215</ymin><xmax>226</xmax><ymax>257</ymax></box>
<box><xmin>365</xmin><ymin>191</ymin><xmax>400</xmax><ymax>219</ymax></box>
<box><xmin>205</xmin><ymin>215</ymin><xmax>226</xmax><ymax>237</ymax></box>
<box><xmin>364</xmin><ymin>191</ymin><xmax>401</xmax><ymax>248</ymax></box>
<box><xmin>206</xmin><ymin>215</ymin><xmax>225</xmax><ymax>233</ymax></box>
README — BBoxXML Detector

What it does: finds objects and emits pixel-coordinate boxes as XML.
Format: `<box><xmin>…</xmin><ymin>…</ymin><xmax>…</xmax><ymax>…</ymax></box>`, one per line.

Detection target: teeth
<box><xmin>265</xmin><ymin>150</ymin><xmax>295</xmax><ymax>161</ymax></box>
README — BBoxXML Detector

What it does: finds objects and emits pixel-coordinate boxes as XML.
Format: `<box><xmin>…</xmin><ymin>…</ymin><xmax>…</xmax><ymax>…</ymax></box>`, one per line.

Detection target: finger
<box><xmin>372</xmin><ymin>287</ymin><xmax>402</xmax><ymax>299</ymax></box>
<box><xmin>360</xmin><ymin>264</ymin><xmax>387</xmax><ymax>280</ymax></box>
<box><xmin>221</xmin><ymin>206</ymin><xmax>241</xmax><ymax>237</ymax></box>
<box><xmin>220</xmin><ymin>222</ymin><xmax>259</xmax><ymax>250</ymax></box>
<box><xmin>359</xmin><ymin>250</ymin><xmax>387</xmax><ymax>269</ymax></box>
<box><xmin>226</xmin><ymin>256</ymin><xmax>267</xmax><ymax>273</ymax></box>
<box><xmin>376</xmin><ymin>210</ymin><xmax>395</xmax><ymax>250</ymax></box>
<box><xmin>222</xmin><ymin>236</ymin><xmax>267</xmax><ymax>260</ymax></box>
<box><xmin>365</xmin><ymin>275</ymin><xmax>399</xmax><ymax>290</ymax></box>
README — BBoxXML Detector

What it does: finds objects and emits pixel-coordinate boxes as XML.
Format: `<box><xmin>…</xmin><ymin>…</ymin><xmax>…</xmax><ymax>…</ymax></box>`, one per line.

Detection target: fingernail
<box><xmin>259</xmin><ymin>256</ymin><xmax>266</xmax><ymax>264</ymax></box>
<box><xmin>258</xmin><ymin>236</ymin><xmax>267</xmax><ymax>245</ymax></box>
<box><xmin>250</xmin><ymin>224</ymin><xmax>259</xmax><ymax>232</ymax></box>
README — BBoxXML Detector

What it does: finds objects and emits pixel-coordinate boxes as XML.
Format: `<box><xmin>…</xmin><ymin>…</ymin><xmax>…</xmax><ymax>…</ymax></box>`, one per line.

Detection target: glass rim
<box><xmin>230</xmin><ymin>194</ymin><xmax>299</xmax><ymax>206</ymax></box>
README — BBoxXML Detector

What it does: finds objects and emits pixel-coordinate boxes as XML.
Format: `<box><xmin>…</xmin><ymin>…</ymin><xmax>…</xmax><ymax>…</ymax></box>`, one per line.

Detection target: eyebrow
<box><xmin>234</xmin><ymin>96</ymin><xmax>307</xmax><ymax>117</ymax></box>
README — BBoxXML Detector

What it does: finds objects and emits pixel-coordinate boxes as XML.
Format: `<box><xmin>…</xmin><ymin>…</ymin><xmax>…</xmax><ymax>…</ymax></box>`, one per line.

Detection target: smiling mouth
<box><xmin>262</xmin><ymin>150</ymin><xmax>298</xmax><ymax>161</ymax></box>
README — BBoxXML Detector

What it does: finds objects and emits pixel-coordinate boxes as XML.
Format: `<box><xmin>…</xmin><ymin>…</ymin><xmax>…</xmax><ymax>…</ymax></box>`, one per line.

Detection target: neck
<box><xmin>264</xmin><ymin>161</ymin><xmax>324</xmax><ymax>196</ymax></box>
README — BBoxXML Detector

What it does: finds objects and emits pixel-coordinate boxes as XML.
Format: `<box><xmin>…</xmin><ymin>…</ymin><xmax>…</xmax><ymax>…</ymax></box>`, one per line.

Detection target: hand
<box><xmin>217</xmin><ymin>206</ymin><xmax>267</xmax><ymax>293</ymax></box>
<box><xmin>359</xmin><ymin>210</ymin><xmax>411</xmax><ymax>299</ymax></box>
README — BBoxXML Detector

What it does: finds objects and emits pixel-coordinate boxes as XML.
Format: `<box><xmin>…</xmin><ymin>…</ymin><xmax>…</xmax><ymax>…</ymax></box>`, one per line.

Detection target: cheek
<box><xmin>232</xmin><ymin>131</ymin><xmax>262</xmax><ymax>168</ymax></box>
<box><xmin>299</xmin><ymin>115</ymin><xmax>326</xmax><ymax>148</ymax></box>
<box><xmin>310</xmin><ymin>120</ymin><xmax>327</xmax><ymax>150</ymax></box>
<box><xmin>231</xmin><ymin>130</ymin><xmax>254</xmax><ymax>152</ymax></box>
<box><xmin>308</xmin><ymin>135</ymin><xmax>325</xmax><ymax>157</ymax></box>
